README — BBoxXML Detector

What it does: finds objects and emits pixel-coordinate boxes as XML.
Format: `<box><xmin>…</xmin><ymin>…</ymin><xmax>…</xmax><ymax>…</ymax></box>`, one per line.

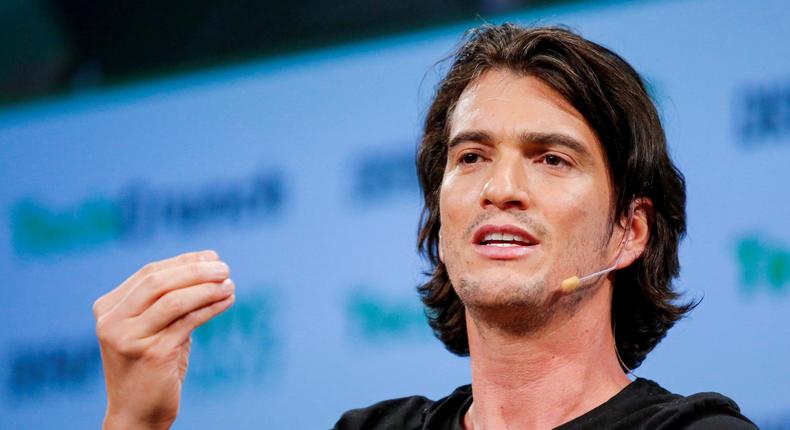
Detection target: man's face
<box><xmin>439</xmin><ymin>69</ymin><xmax>617</xmax><ymax>317</ymax></box>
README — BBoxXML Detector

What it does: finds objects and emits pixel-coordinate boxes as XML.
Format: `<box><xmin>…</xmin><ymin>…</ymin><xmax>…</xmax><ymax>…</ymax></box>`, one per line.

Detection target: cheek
<box><xmin>546</xmin><ymin>188</ymin><xmax>609</xmax><ymax>249</ymax></box>
<box><xmin>439</xmin><ymin>177</ymin><xmax>469</xmax><ymax>261</ymax></box>
<box><xmin>439</xmin><ymin>236</ymin><xmax>443</xmax><ymax>262</ymax></box>
<box><xmin>438</xmin><ymin>175</ymin><xmax>454</xmax><ymax>223</ymax></box>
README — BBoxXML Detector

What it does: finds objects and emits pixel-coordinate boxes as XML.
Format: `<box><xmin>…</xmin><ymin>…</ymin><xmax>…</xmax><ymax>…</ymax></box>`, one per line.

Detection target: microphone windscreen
<box><xmin>561</xmin><ymin>276</ymin><xmax>580</xmax><ymax>293</ymax></box>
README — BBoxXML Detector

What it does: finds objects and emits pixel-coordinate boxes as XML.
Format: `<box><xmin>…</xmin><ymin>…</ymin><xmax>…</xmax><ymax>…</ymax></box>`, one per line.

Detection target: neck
<box><xmin>462</xmin><ymin>284</ymin><xmax>630</xmax><ymax>430</ymax></box>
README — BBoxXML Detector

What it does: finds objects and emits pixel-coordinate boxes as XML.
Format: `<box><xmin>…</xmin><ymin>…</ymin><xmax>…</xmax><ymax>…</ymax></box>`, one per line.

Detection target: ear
<box><xmin>615</xmin><ymin>197</ymin><xmax>652</xmax><ymax>270</ymax></box>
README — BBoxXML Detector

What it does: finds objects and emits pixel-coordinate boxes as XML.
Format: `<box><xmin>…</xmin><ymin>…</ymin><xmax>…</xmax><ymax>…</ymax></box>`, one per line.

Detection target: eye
<box><xmin>540</xmin><ymin>154</ymin><xmax>569</xmax><ymax>168</ymax></box>
<box><xmin>459</xmin><ymin>152</ymin><xmax>482</xmax><ymax>165</ymax></box>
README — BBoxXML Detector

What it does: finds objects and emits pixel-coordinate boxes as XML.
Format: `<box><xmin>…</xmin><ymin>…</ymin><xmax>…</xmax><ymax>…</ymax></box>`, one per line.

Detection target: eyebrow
<box><xmin>519</xmin><ymin>131</ymin><xmax>593</xmax><ymax>161</ymax></box>
<box><xmin>447</xmin><ymin>130</ymin><xmax>494</xmax><ymax>149</ymax></box>
<box><xmin>447</xmin><ymin>129</ymin><xmax>594</xmax><ymax>161</ymax></box>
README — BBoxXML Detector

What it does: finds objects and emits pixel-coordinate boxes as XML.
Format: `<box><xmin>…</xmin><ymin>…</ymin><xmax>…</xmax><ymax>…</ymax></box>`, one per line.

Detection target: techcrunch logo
<box><xmin>736</xmin><ymin>235</ymin><xmax>790</xmax><ymax>295</ymax></box>
<box><xmin>736</xmin><ymin>78</ymin><xmax>790</xmax><ymax>146</ymax></box>
<box><xmin>10</xmin><ymin>168</ymin><xmax>284</xmax><ymax>257</ymax></box>
<box><xmin>346</xmin><ymin>287</ymin><xmax>430</xmax><ymax>343</ymax></box>
<box><xmin>352</xmin><ymin>148</ymin><xmax>418</xmax><ymax>204</ymax></box>
<box><xmin>189</xmin><ymin>289</ymin><xmax>281</xmax><ymax>389</ymax></box>
<box><xmin>5</xmin><ymin>336</ymin><xmax>101</xmax><ymax>399</ymax></box>
<box><xmin>5</xmin><ymin>290</ymin><xmax>280</xmax><ymax>400</ymax></box>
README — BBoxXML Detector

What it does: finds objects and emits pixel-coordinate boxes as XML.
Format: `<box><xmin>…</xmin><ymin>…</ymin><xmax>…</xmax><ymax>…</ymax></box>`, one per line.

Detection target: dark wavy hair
<box><xmin>416</xmin><ymin>24</ymin><xmax>694</xmax><ymax>370</ymax></box>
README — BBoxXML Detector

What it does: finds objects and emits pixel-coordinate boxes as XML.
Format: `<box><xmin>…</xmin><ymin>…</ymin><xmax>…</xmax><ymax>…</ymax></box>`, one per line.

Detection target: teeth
<box><xmin>482</xmin><ymin>232</ymin><xmax>530</xmax><ymax>244</ymax></box>
<box><xmin>484</xmin><ymin>232</ymin><xmax>500</xmax><ymax>241</ymax></box>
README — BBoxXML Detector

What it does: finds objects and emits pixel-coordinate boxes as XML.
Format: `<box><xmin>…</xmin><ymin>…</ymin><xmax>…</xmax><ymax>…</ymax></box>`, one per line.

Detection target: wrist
<box><xmin>103</xmin><ymin>409</ymin><xmax>174</xmax><ymax>430</ymax></box>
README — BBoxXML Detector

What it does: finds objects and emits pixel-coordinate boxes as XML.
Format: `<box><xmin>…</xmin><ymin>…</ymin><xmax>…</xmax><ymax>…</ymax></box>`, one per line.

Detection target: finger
<box><xmin>134</xmin><ymin>279</ymin><xmax>235</xmax><ymax>337</ymax></box>
<box><xmin>160</xmin><ymin>293</ymin><xmax>236</xmax><ymax>350</ymax></box>
<box><xmin>93</xmin><ymin>250</ymin><xmax>219</xmax><ymax>318</ymax></box>
<box><xmin>119</xmin><ymin>261</ymin><xmax>230</xmax><ymax>318</ymax></box>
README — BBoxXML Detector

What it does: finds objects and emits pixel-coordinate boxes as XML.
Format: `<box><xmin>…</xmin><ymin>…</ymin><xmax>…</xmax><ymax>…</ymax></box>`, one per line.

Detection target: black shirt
<box><xmin>333</xmin><ymin>378</ymin><xmax>757</xmax><ymax>429</ymax></box>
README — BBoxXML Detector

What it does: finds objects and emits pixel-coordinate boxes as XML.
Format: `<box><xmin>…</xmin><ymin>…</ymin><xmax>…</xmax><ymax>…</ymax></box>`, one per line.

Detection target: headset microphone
<box><xmin>560</xmin><ymin>261</ymin><xmax>621</xmax><ymax>293</ymax></box>
<box><xmin>560</xmin><ymin>204</ymin><xmax>635</xmax><ymax>293</ymax></box>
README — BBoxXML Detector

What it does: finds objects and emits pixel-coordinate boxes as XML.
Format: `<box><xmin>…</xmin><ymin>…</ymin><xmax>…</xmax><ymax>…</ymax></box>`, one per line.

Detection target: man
<box><xmin>93</xmin><ymin>25</ymin><xmax>756</xmax><ymax>429</ymax></box>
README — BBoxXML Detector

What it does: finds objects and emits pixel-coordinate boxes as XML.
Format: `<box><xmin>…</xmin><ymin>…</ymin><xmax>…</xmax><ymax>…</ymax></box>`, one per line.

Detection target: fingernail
<box><xmin>209</xmin><ymin>261</ymin><xmax>229</xmax><ymax>277</ymax></box>
<box><xmin>221</xmin><ymin>278</ymin><xmax>235</xmax><ymax>293</ymax></box>
<box><xmin>200</xmin><ymin>250</ymin><xmax>219</xmax><ymax>261</ymax></box>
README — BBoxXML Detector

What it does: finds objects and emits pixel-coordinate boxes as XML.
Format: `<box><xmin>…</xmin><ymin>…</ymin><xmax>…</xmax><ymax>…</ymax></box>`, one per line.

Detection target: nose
<box><xmin>481</xmin><ymin>152</ymin><xmax>530</xmax><ymax>211</ymax></box>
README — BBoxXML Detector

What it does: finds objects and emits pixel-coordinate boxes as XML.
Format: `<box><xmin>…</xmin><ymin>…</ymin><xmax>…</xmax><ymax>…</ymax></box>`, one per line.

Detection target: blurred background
<box><xmin>1</xmin><ymin>0</ymin><xmax>788</xmax><ymax>428</ymax></box>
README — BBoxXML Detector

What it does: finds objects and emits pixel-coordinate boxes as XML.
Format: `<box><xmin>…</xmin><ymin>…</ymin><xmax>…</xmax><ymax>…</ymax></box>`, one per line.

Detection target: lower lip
<box><xmin>473</xmin><ymin>243</ymin><xmax>537</xmax><ymax>259</ymax></box>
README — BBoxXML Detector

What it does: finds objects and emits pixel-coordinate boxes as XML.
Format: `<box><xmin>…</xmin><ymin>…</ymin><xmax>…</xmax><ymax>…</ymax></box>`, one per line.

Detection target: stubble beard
<box><xmin>443</xmin><ymin>222</ymin><xmax>611</xmax><ymax>337</ymax></box>
<box><xmin>455</xmin><ymin>275</ymin><xmax>557</xmax><ymax>336</ymax></box>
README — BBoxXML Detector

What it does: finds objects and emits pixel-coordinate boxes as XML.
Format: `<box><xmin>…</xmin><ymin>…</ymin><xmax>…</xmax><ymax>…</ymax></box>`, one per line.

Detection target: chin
<box><xmin>452</xmin><ymin>273</ymin><xmax>550</xmax><ymax>309</ymax></box>
<box><xmin>454</xmin><ymin>276</ymin><xmax>561</xmax><ymax>334</ymax></box>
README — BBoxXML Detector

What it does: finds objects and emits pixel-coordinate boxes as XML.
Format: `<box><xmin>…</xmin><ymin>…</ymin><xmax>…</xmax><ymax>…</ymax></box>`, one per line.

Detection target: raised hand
<box><xmin>93</xmin><ymin>250</ymin><xmax>235</xmax><ymax>430</ymax></box>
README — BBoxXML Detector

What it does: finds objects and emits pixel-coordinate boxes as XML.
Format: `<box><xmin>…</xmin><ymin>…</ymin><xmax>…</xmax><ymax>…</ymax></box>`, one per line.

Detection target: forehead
<box><xmin>448</xmin><ymin>69</ymin><xmax>603</xmax><ymax>159</ymax></box>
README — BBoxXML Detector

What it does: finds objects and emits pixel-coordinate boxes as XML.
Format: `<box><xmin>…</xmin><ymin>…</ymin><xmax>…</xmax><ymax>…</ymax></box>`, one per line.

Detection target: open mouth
<box><xmin>479</xmin><ymin>232</ymin><xmax>533</xmax><ymax>247</ymax></box>
<box><xmin>472</xmin><ymin>224</ymin><xmax>539</xmax><ymax>259</ymax></box>
<box><xmin>473</xmin><ymin>224</ymin><xmax>538</xmax><ymax>246</ymax></box>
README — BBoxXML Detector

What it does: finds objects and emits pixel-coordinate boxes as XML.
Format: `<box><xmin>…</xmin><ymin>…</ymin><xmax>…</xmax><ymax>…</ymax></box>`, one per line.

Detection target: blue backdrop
<box><xmin>1</xmin><ymin>0</ymin><xmax>789</xmax><ymax>428</ymax></box>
